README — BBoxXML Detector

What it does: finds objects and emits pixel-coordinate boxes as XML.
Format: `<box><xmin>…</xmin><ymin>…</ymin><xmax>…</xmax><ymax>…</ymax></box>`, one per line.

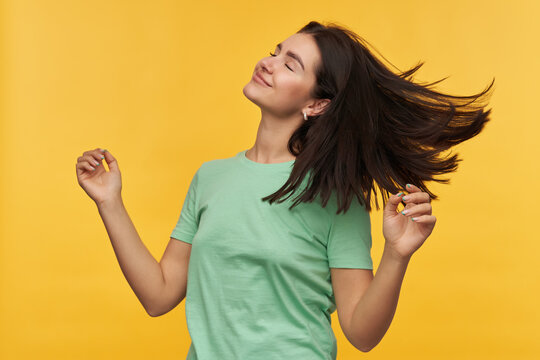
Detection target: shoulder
<box><xmin>195</xmin><ymin>152</ymin><xmax>240</xmax><ymax>184</ymax></box>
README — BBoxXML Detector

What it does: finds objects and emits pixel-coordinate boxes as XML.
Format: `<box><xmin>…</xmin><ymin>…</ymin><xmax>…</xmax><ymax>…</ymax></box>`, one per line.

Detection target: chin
<box><xmin>242</xmin><ymin>82</ymin><xmax>260</xmax><ymax>106</ymax></box>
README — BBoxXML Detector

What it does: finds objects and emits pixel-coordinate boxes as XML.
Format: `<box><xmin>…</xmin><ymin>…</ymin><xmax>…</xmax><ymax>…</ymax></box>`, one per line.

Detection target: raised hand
<box><xmin>382</xmin><ymin>184</ymin><xmax>437</xmax><ymax>259</ymax></box>
<box><xmin>76</xmin><ymin>148</ymin><xmax>122</xmax><ymax>205</ymax></box>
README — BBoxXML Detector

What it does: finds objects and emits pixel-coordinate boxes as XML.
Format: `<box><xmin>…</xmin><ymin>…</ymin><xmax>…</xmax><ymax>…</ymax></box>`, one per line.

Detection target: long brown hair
<box><xmin>262</xmin><ymin>20</ymin><xmax>495</xmax><ymax>214</ymax></box>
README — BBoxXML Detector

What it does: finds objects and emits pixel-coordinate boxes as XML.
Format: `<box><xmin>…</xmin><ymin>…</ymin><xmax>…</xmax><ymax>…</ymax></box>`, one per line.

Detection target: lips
<box><xmin>254</xmin><ymin>71</ymin><xmax>271</xmax><ymax>87</ymax></box>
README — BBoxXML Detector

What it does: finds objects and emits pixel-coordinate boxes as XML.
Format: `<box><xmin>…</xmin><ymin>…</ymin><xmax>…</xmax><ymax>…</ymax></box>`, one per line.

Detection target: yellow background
<box><xmin>1</xmin><ymin>0</ymin><xmax>538</xmax><ymax>359</ymax></box>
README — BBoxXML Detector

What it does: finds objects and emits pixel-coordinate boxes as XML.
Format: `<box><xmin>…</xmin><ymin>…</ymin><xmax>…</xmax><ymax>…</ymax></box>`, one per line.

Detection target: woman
<box><xmin>76</xmin><ymin>21</ymin><xmax>493</xmax><ymax>359</ymax></box>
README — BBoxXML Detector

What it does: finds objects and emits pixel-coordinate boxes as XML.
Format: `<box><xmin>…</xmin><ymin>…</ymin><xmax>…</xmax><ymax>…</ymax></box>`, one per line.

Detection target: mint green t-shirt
<box><xmin>170</xmin><ymin>149</ymin><xmax>373</xmax><ymax>360</ymax></box>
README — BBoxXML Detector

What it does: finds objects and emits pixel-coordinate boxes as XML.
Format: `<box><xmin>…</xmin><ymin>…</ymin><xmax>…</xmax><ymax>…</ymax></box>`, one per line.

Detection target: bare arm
<box><xmin>77</xmin><ymin>148</ymin><xmax>189</xmax><ymax>316</ymax></box>
<box><xmin>97</xmin><ymin>197</ymin><xmax>189</xmax><ymax>317</ymax></box>
<box><xmin>348</xmin><ymin>244</ymin><xmax>410</xmax><ymax>351</ymax></box>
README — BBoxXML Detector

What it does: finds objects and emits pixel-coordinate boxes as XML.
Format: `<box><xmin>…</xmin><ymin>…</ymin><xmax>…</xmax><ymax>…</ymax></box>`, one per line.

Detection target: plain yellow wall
<box><xmin>1</xmin><ymin>0</ymin><xmax>538</xmax><ymax>359</ymax></box>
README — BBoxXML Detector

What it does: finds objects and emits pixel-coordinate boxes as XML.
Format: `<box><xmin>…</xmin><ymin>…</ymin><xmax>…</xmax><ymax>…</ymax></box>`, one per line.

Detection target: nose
<box><xmin>259</xmin><ymin>56</ymin><xmax>274</xmax><ymax>74</ymax></box>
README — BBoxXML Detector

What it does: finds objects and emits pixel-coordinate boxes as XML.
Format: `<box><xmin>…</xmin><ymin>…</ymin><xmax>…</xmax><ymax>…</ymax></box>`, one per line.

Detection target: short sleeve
<box><xmin>327</xmin><ymin>198</ymin><xmax>373</xmax><ymax>269</ymax></box>
<box><xmin>170</xmin><ymin>168</ymin><xmax>200</xmax><ymax>244</ymax></box>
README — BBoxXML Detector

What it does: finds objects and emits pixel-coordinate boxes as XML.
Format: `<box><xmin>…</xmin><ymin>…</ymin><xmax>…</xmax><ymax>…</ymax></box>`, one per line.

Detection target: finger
<box><xmin>82</xmin><ymin>149</ymin><xmax>97</xmax><ymax>156</ymax></box>
<box><xmin>76</xmin><ymin>161</ymin><xmax>96</xmax><ymax>174</ymax></box>
<box><xmin>76</xmin><ymin>159</ymin><xmax>96</xmax><ymax>174</ymax></box>
<box><xmin>384</xmin><ymin>190</ymin><xmax>406</xmax><ymax>215</ymax></box>
<box><xmin>101</xmin><ymin>149</ymin><xmax>119</xmax><ymax>173</ymax></box>
<box><xmin>402</xmin><ymin>188</ymin><xmax>430</xmax><ymax>204</ymax></box>
<box><xmin>404</xmin><ymin>183</ymin><xmax>422</xmax><ymax>193</ymax></box>
<box><xmin>82</xmin><ymin>148</ymin><xmax>104</xmax><ymax>158</ymax></box>
<box><xmin>400</xmin><ymin>198</ymin><xmax>408</xmax><ymax>208</ymax></box>
<box><xmin>90</xmin><ymin>149</ymin><xmax>106</xmax><ymax>163</ymax></box>
<box><xmin>400</xmin><ymin>202</ymin><xmax>432</xmax><ymax>218</ymax></box>
<box><xmin>79</xmin><ymin>150</ymin><xmax>103</xmax><ymax>168</ymax></box>
<box><xmin>76</xmin><ymin>149</ymin><xmax>104</xmax><ymax>176</ymax></box>
<box><xmin>400</xmin><ymin>184</ymin><xmax>420</xmax><ymax>208</ymax></box>
<box><xmin>81</xmin><ymin>154</ymin><xmax>102</xmax><ymax>170</ymax></box>
<box><xmin>410</xmin><ymin>214</ymin><xmax>437</xmax><ymax>224</ymax></box>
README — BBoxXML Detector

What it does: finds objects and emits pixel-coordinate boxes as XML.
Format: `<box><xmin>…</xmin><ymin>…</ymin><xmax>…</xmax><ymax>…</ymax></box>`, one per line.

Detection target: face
<box><xmin>242</xmin><ymin>32</ymin><xmax>323</xmax><ymax>119</ymax></box>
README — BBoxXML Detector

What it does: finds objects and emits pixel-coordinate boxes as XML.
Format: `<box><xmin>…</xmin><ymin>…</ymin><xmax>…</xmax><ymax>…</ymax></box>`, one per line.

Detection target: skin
<box><xmin>334</xmin><ymin>185</ymin><xmax>436</xmax><ymax>352</ymax></box>
<box><xmin>75</xmin><ymin>32</ymin><xmax>437</xmax><ymax>350</ymax></box>
<box><xmin>240</xmin><ymin>33</ymin><xmax>438</xmax><ymax>352</ymax></box>
<box><xmin>242</xmin><ymin>32</ymin><xmax>330</xmax><ymax>164</ymax></box>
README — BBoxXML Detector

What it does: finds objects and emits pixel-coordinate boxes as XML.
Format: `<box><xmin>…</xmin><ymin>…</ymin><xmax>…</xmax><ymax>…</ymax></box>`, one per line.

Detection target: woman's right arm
<box><xmin>76</xmin><ymin>148</ymin><xmax>189</xmax><ymax>317</ymax></box>
<box><xmin>97</xmin><ymin>197</ymin><xmax>188</xmax><ymax>317</ymax></box>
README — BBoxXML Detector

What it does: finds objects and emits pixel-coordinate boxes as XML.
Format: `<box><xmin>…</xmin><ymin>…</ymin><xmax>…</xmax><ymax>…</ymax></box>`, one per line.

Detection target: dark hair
<box><xmin>261</xmin><ymin>20</ymin><xmax>495</xmax><ymax>214</ymax></box>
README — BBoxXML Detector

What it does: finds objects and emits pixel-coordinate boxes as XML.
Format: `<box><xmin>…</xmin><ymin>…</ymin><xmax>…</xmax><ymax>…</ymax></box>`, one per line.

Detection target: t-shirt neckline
<box><xmin>237</xmin><ymin>149</ymin><xmax>295</xmax><ymax>171</ymax></box>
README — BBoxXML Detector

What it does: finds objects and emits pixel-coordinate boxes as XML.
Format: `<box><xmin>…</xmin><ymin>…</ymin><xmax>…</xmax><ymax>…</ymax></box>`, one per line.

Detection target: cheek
<box><xmin>269</xmin><ymin>76</ymin><xmax>311</xmax><ymax>116</ymax></box>
<box><xmin>275</xmin><ymin>75</ymin><xmax>309</xmax><ymax>99</ymax></box>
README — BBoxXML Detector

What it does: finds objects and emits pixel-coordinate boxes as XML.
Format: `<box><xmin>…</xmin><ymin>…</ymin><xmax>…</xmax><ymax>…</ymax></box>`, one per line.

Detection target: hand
<box><xmin>76</xmin><ymin>148</ymin><xmax>122</xmax><ymax>205</ymax></box>
<box><xmin>382</xmin><ymin>184</ymin><xmax>437</xmax><ymax>259</ymax></box>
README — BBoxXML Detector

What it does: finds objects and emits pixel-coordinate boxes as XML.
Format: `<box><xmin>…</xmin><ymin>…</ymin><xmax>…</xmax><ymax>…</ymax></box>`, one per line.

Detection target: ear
<box><xmin>304</xmin><ymin>98</ymin><xmax>331</xmax><ymax>117</ymax></box>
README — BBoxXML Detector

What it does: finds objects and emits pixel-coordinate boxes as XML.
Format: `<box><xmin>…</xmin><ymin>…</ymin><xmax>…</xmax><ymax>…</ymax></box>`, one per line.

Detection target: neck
<box><xmin>246</xmin><ymin>111</ymin><xmax>300</xmax><ymax>163</ymax></box>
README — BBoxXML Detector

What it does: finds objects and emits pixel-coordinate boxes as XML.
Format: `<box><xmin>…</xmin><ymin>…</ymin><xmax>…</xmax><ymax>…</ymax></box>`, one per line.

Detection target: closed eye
<box><xmin>269</xmin><ymin>52</ymin><xmax>294</xmax><ymax>71</ymax></box>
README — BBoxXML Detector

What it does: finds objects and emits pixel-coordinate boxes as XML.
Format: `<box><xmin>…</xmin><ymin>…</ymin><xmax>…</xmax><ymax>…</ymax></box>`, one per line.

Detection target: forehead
<box><xmin>279</xmin><ymin>33</ymin><xmax>320</xmax><ymax>72</ymax></box>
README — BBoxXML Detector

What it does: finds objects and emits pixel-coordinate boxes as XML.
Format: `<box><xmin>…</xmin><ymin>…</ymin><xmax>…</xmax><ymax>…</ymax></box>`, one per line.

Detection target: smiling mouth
<box><xmin>253</xmin><ymin>72</ymin><xmax>271</xmax><ymax>87</ymax></box>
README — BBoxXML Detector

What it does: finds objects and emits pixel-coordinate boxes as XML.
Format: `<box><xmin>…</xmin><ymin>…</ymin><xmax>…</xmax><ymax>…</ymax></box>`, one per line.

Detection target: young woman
<box><xmin>76</xmin><ymin>21</ymin><xmax>493</xmax><ymax>360</ymax></box>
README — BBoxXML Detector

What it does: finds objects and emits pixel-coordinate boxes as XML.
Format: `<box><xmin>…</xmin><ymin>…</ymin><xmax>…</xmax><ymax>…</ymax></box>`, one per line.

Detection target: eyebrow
<box><xmin>276</xmin><ymin>43</ymin><xmax>305</xmax><ymax>71</ymax></box>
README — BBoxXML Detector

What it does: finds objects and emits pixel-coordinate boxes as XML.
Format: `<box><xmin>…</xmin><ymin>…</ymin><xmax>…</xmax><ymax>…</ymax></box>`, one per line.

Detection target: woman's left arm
<box><xmin>349</xmin><ymin>184</ymin><xmax>437</xmax><ymax>351</ymax></box>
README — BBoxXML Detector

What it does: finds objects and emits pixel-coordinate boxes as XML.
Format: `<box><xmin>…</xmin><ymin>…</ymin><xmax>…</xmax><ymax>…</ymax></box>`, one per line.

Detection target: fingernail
<box><xmin>412</xmin><ymin>217</ymin><xmax>418</xmax><ymax>221</ymax></box>
<box><xmin>406</xmin><ymin>184</ymin><xmax>412</xmax><ymax>188</ymax></box>
<box><xmin>401</xmin><ymin>210</ymin><xmax>409</xmax><ymax>215</ymax></box>
<box><xmin>402</xmin><ymin>195</ymin><xmax>409</xmax><ymax>200</ymax></box>
<box><xmin>396</xmin><ymin>192</ymin><xmax>403</xmax><ymax>197</ymax></box>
